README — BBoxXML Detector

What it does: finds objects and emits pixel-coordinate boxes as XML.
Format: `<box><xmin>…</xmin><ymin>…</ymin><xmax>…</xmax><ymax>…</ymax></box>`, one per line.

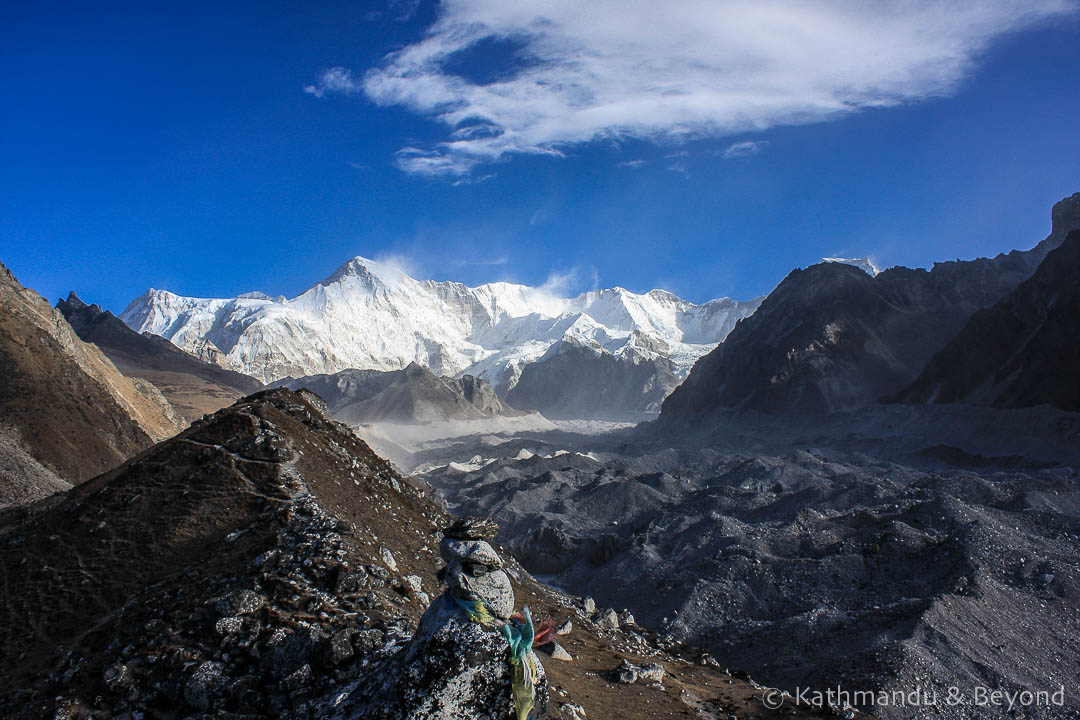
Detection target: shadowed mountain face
<box><xmin>0</xmin><ymin>263</ymin><xmax>184</xmax><ymax>490</ymax></box>
<box><xmin>0</xmin><ymin>388</ymin><xmax>807</xmax><ymax>720</ymax></box>
<box><xmin>892</xmin><ymin>230</ymin><xmax>1080</xmax><ymax>412</ymax></box>
<box><xmin>661</xmin><ymin>193</ymin><xmax>1080</xmax><ymax>418</ymax></box>
<box><xmin>271</xmin><ymin>363</ymin><xmax>522</xmax><ymax>425</ymax></box>
<box><xmin>505</xmin><ymin>339</ymin><xmax>679</xmax><ymax>420</ymax></box>
<box><xmin>57</xmin><ymin>293</ymin><xmax>263</xmax><ymax>421</ymax></box>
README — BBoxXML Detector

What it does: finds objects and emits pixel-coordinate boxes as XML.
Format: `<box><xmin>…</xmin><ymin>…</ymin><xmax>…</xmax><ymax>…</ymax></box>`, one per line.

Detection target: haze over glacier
<box><xmin>121</xmin><ymin>256</ymin><xmax>764</xmax><ymax>389</ymax></box>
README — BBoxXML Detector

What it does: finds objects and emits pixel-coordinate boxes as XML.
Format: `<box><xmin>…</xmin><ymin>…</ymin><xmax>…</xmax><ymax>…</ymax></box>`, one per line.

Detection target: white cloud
<box><xmin>722</xmin><ymin>140</ymin><xmax>769</xmax><ymax>159</ymax></box>
<box><xmin>616</xmin><ymin>159</ymin><xmax>647</xmax><ymax>169</ymax></box>
<box><xmin>322</xmin><ymin>0</ymin><xmax>1077</xmax><ymax>175</ymax></box>
<box><xmin>538</xmin><ymin>266</ymin><xmax>598</xmax><ymax>297</ymax></box>
<box><xmin>304</xmin><ymin>67</ymin><xmax>363</xmax><ymax>98</ymax></box>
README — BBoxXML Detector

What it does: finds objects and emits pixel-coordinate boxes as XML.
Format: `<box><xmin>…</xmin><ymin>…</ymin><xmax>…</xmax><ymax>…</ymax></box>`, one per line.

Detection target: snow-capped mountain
<box><xmin>121</xmin><ymin>257</ymin><xmax>763</xmax><ymax>390</ymax></box>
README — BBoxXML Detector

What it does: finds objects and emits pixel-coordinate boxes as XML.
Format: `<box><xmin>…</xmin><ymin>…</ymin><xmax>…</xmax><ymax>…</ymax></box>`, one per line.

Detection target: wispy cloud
<box><xmin>451</xmin><ymin>256</ymin><xmax>509</xmax><ymax>266</ymax></box>
<box><xmin>388</xmin><ymin>0</ymin><xmax>420</xmax><ymax>22</ymax></box>
<box><xmin>451</xmin><ymin>172</ymin><xmax>496</xmax><ymax>187</ymax></box>
<box><xmin>616</xmin><ymin>159</ymin><xmax>647</xmax><ymax>169</ymax></box>
<box><xmin>304</xmin><ymin>67</ymin><xmax>363</xmax><ymax>98</ymax></box>
<box><xmin>538</xmin><ymin>266</ymin><xmax>599</xmax><ymax>298</ymax></box>
<box><xmin>312</xmin><ymin>0</ymin><xmax>1074</xmax><ymax>176</ymax></box>
<box><xmin>722</xmin><ymin>140</ymin><xmax>769</xmax><ymax>159</ymax></box>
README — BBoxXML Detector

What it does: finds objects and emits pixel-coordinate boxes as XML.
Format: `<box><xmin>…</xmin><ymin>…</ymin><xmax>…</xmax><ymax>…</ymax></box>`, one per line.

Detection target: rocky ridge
<box><xmin>57</xmin><ymin>292</ymin><xmax>263</xmax><ymax>422</ymax></box>
<box><xmin>271</xmin><ymin>362</ymin><xmax>523</xmax><ymax>426</ymax></box>
<box><xmin>662</xmin><ymin>193</ymin><xmax>1080</xmax><ymax>417</ymax></box>
<box><xmin>0</xmin><ymin>388</ymin><xmax>835</xmax><ymax>720</ymax></box>
<box><xmin>0</xmin><ymin>262</ymin><xmax>184</xmax><ymax>493</ymax></box>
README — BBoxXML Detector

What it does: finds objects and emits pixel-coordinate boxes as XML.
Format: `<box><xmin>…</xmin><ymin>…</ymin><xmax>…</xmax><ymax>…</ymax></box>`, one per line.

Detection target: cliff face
<box><xmin>506</xmin><ymin>338</ymin><xmax>679</xmax><ymax>420</ymax></box>
<box><xmin>0</xmin><ymin>263</ymin><xmax>184</xmax><ymax>485</ymax></box>
<box><xmin>892</xmin><ymin>230</ymin><xmax>1080</xmax><ymax>412</ymax></box>
<box><xmin>272</xmin><ymin>363</ymin><xmax>522</xmax><ymax>425</ymax></box>
<box><xmin>661</xmin><ymin>193</ymin><xmax>1080</xmax><ymax>418</ymax></box>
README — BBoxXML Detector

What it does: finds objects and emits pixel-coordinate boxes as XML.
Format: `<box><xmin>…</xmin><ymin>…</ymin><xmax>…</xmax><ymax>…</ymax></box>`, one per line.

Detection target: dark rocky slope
<box><xmin>419</xmin><ymin>434</ymin><xmax>1080</xmax><ymax>720</ymax></box>
<box><xmin>891</xmin><ymin>230</ymin><xmax>1080</xmax><ymax>412</ymax></box>
<box><xmin>272</xmin><ymin>362</ymin><xmax>522</xmax><ymax>426</ymax></box>
<box><xmin>506</xmin><ymin>337</ymin><xmax>679</xmax><ymax>420</ymax></box>
<box><xmin>0</xmin><ymin>389</ymin><xmax>820</xmax><ymax>720</ymax></box>
<box><xmin>0</xmin><ymin>262</ymin><xmax>184</xmax><ymax>489</ymax></box>
<box><xmin>662</xmin><ymin>193</ymin><xmax>1080</xmax><ymax>417</ymax></box>
<box><xmin>57</xmin><ymin>292</ymin><xmax>263</xmax><ymax>421</ymax></box>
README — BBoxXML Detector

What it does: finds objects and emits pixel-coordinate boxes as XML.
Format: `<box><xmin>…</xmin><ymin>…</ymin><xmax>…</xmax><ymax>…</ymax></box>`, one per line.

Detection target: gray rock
<box><xmin>215</xmin><ymin>617</ymin><xmax>244</xmax><ymax>636</ymax></box>
<box><xmin>268</xmin><ymin>623</ymin><xmax>326</xmax><ymax>679</ymax></box>
<box><xmin>595</xmin><ymin>608</ymin><xmax>619</xmax><ymax>630</ymax></box>
<box><xmin>616</xmin><ymin>659</ymin><xmax>638</xmax><ymax>684</ymax></box>
<box><xmin>401</xmin><ymin>574</ymin><xmax>423</xmax><ymax>594</ymax></box>
<box><xmin>561</xmin><ymin>703</ymin><xmax>587</xmax><ymax>720</ymax></box>
<box><xmin>380</xmin><ymin>547</ymin><xmax>398</xmax><ymax>572</ymax></box>
<box><xmin>332</xmin><ymin>593</ymin><xmax>548</xmax><ymax>719</ymax></box>
<box><xmin>329</xmin><ymin>630</ymin><xmax>355</xmax><ymax>665</ymax></box>
<box><xmin>619</xmin><ymin>610</ymin><xmax>635</xmax><ymax>626</ymax></box>
<box><xmin>556</xmin><ymin>619</ymin><xmax>572</xmax><ymax>635</ymax></box>
<box><xmin>439</xmin><ymin>538</ymin><xmax>503</xmax><ymax>568</ymax></box>
<box><xmin>549</xmin><ymin>642</ymin><xmax>572</xmax><ymax>662</ymax></box>
<box><xmin>353</xmin><ymin>628</ymin><xmax>386</xmax><ymax>654</ymax></box>
<box><xmin>444</xmin><ymin>560</ymin><xmax>515</xmax><ymax>620</ymax></box>
<box><xmin>443</xmin><ymin>516</ymin><xmax>499</xmax><ymax>540</ymax></box>
<box><xmin>582</xmin><ymin>597</ymin><xmax>595</xmax><ymax>614</ymax></box>
<box><xmin>184</xmin><ymin>661</ymin><xmax>227</xmax><ymax>711</ymax></box>
<box><xmin>102</xmin><ymin>663</ymin><xmax>133</xmax><ymax>692</ymax></box>
<box><xmin>214</xmin><ymin>589</ymin><xmax>265</xmax><ymax>617</ymax></box>
<box><xmin>282</xmin><ymin>663</ymin><xmax>313</xmax><ymax>692</ymax></box>
<box><xmin>639</xmin><ymin>663</ymin><xmax>664</xmax><ymax>683</ymax></box>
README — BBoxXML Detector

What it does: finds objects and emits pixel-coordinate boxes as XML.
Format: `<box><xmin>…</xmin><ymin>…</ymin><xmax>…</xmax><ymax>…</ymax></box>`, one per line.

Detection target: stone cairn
<box><xmin>335</xmin><ymin>518</ymin><xmax>548</xmax><ymax>720</ymax></box>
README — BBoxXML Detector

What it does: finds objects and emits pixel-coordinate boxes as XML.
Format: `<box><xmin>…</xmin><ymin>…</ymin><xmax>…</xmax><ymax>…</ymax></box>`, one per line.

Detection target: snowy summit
<box><xmin>121</xmin><ymin>256</ymin><xmax>762</xmax><ymax>388</ymax></box>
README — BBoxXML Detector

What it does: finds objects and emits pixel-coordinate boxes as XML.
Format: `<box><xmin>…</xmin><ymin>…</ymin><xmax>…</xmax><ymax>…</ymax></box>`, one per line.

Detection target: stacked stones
<box><xmin>440</xmin><ymin>517</ymin><xmax>515</xmax><ymax>620</ymax></box>
<box><xmin>333</xmin><ymin>517</ymin><xmax>548</xmax><ymax>720</ymax></box>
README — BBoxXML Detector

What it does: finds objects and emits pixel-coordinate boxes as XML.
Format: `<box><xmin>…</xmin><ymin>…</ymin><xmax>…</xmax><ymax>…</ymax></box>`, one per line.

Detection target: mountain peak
<box><xmin>61</xmin><ymin>290</ymin><xmax>89</xmax><ymax>310</ymax></box>
<box><xmin>318</xmin><ymin>255</ymin><xmax>415</xmax><ymax>290</ymax></box>
<box><xmin>820</xmin><ymin>256</ymin><xmax>879</xmax><ymax>277</ymax></box>
<box><xmin>1051</xmin><ymin>191</ymin><xmax>1080</xmax><ymax>239</ymax></box>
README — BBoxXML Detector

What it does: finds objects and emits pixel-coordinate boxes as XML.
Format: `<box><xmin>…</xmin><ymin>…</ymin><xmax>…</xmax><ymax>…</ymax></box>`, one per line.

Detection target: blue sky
<box><xmin>2</xmin><ymin>0</ymin><xmax>1079</xmax><ymax>312</ymax></box>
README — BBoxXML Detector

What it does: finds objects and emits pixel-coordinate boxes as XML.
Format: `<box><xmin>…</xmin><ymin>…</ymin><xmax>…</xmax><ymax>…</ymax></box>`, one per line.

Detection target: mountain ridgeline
<box><xmin>662</xmin><ymin>192</ymin><xmax>1080</xmax><ymax>419</ymax></box>
<box><xmin>56</xmin><ymin>293</ymin><xmax>263</xmax><ymax>421</ymax></box>
<box><xmin>120</xmin><ymin>258</ymin><xmax>762</xmax><ymax>419</ymax></box>
<box><xmin>891</xmin><ymin>229</ymin><xmax>1080</xmax><ymax>412</ymax></box>
<box><xmin>0</xmin><ymin>263</ymin><xmax>184</xmax><ymax>501</ymax></box>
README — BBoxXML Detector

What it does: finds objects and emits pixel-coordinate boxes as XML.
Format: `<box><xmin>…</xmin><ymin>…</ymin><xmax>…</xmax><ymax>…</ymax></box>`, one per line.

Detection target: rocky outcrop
<box><xmin>57</xmin><ymin>292</ymin><xmax>262</xmax><ymax>421</ymax></box>
<box><xmin>891</xmin><ymin>230</ymin><xmax>1080</xmax><ymax>411</ymax></box>
<box><xmin>272</xmin><ymin>363</ymin><xmax>524</xmax><ymax>425</ymax></box>
<box><xmin>0</xmin><ymin>262</ymin><xmax>185</xmax><ymax>485</ymax></box>
<box><xmin>335</xmin><ymin>518</ymin><xmax>547</xmax><ymax>720</ymax></box>
<box><xmin>661</xmin><ymin>193</ymin><xmax>1080</xmax><ymax>417</ymax></box>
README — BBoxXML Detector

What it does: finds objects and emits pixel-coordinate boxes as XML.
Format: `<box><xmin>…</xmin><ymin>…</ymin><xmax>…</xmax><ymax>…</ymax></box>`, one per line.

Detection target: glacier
<box><xmin>121</xmin><ymin>256</ymin><xmax>763</xmax><ymax>388</ymax></box>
